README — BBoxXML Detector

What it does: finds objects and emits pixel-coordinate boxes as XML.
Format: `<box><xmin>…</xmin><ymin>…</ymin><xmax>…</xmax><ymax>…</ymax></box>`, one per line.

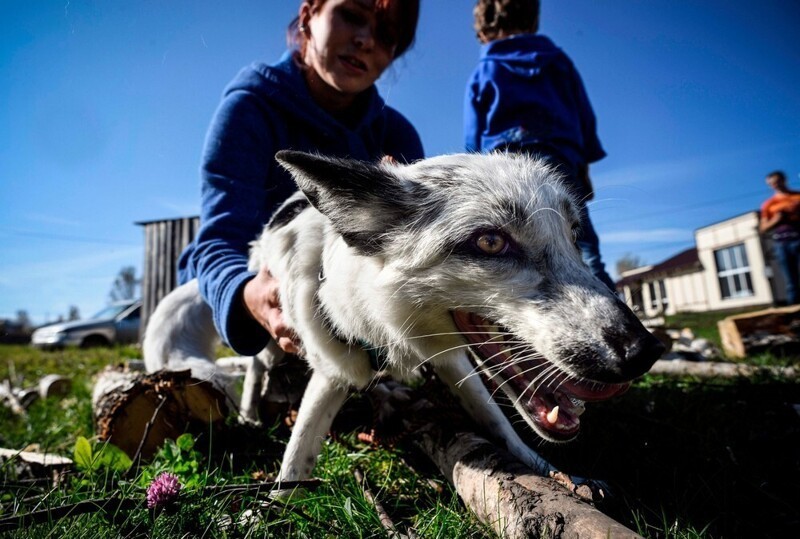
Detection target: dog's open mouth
<box><xmin>452</xmin><ymin>310</ymin><xmax>629</xmax><ymax>442</ymax></box>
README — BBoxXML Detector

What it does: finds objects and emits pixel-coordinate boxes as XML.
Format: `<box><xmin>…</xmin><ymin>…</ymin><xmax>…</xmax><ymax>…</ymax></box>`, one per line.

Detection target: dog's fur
<box><xmin>144</xmin><ymin>151</ymin><xmax>662</xmax><ymax>482</ymax></box>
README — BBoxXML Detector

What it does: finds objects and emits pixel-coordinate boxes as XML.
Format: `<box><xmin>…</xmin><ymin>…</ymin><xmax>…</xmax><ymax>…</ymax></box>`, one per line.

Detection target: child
<box><xmin>177</xmin><ymin>0</ymin><xmax>423</xmax><ymax>355</ymax></box>
<box><xmin>465</xmin><ymin>0</ymin><xmax>615</xmax><ymax>290</ymax></box>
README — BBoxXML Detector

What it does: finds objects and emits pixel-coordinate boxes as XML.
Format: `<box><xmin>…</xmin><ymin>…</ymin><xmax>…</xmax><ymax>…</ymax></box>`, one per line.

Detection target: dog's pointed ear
<box><xmin>275</xmin><ymin>150</ymin><xmax>421</xmax><ymax>255</ymax></box>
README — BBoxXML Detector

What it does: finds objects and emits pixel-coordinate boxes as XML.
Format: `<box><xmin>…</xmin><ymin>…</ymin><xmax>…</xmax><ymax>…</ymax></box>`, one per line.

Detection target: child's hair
<box><xmin>287</xmin><ymin>0</ymin><xmax>420</xmax><ymax>59</ymax></box>
<box><xmin>473</xmin><ymin>0</ymin><xmax>540</xmax><ymax>42</ymax></box>
<box><xmin>767</xmin><ymin>170</ymin><xmax>787</xmax><ymax>182</ymax></box>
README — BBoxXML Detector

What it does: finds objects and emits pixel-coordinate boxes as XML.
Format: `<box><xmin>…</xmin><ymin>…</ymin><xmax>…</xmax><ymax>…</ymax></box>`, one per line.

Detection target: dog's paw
<box><xmin>549</xmin><ymin>471</ymin><xmax>611</xmax><ymax>503</ymax></box>
<box><xmin>237</xmin><ymin>413</ymin><xmax>263</xmax><ymax>427</ymax></box>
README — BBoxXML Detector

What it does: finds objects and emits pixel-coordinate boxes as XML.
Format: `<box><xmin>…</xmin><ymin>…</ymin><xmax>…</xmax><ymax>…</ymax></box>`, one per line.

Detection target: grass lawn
<box><xmin>1</xmin><ymin>343</ymin><xmax>798</xmax><ymax>538</ymax></box>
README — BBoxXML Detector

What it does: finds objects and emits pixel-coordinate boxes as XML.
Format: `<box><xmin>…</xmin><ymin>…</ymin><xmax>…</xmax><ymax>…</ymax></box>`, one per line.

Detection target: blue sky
<box><xmin>2</xmin><ymin>1</ymin><xmax>799</xmax><ymax>325</ymax></box>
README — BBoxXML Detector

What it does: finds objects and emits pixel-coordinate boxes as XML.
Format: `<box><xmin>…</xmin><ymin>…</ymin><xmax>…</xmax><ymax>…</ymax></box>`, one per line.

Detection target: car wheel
<box><xmin>81</xmin><ymin>335</ymin><xmax>110</xmax><ymax>348</ymax></box>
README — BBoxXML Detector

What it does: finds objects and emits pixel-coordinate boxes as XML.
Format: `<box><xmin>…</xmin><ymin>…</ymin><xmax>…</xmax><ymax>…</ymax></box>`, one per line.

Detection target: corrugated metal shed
<box><xmin>136</xmin><ymin>216</ymin><xmax>199</xmax><ymax>338</ymax></box>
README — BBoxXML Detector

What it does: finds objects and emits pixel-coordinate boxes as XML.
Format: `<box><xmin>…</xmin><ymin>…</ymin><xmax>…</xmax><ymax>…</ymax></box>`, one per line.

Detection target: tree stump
<box><xmin>92</xmin><ymin>366</ymin><xmax>230</xmax><ymax>460</ymax></box>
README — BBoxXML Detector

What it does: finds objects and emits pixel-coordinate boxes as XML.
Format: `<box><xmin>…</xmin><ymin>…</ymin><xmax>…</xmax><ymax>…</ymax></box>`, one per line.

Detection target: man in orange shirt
<box><xmin>759</xmin><ymin>170</ymin><xmax>800</xmax><ymax>304</ymax></box>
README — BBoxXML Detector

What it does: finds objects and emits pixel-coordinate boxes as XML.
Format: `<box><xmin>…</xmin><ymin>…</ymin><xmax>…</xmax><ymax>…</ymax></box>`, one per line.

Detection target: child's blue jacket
<box><xmin>464</xmin><ymin>34</ymin><xmax>605</xmax><ymax>171</ymax></box>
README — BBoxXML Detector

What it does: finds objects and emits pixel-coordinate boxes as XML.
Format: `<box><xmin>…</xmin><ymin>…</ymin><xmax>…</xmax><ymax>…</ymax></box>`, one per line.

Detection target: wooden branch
<box><xmin>354</xmin><ymin>468</ymin><xmax>404</xmax><ymax>539</ymax></box>
<box><xmin>200</xmin><ymin>479</ymin><xmax>322</xmax><ymax>494</ymax></box>
<box><xmin>648</xmin><ymin>358</ymin><xmax>797</xmax><ymax>379</ymax></box>
<box><xmin>410</xmin><ymin>425</ymin><xmax>642</xmax><ymax>538</ymax></box>
<box><xmin>0</xmin><ymin>496</ymin><xmax>140</xmax><ymax>534</ymax></box>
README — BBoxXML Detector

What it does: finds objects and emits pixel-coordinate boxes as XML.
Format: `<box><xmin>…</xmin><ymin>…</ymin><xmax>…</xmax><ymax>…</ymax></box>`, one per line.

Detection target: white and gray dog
<box><xmin>144</xmin><ymin>150</ymin><xmax>663</xmax><ymax>483</ymax></box>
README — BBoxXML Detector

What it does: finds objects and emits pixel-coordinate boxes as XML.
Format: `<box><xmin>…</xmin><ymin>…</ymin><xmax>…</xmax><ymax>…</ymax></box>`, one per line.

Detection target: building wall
<box><xmin>630</xmin><ymin>270</ymin><xmax>709</xmax><ymax>318</ymax></box>
<box><xmin>695</xmin><ymin>212</ymin><xmax>774</xmax><ymax>311</ymax></box>
<box><xmin>665</xmin><ymin>271</ymin><xmax>709</xmax><ymax>314</ymax></box>
<box><xmin>619</xmin><ymin>211</ymin><xmax>782</xmax><ymax>318</ymax></box>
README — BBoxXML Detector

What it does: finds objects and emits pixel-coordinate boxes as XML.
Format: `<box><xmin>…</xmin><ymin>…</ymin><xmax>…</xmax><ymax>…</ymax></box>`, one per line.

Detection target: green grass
<box><xmin>1</xmin><ymin>344</ymin><xmax>799</xmax><ymax>538</ymax></box>
<box><xmin>0</xmin><ymin>345</ymin><xmax>490</xmax><ymax>538</ymax></box>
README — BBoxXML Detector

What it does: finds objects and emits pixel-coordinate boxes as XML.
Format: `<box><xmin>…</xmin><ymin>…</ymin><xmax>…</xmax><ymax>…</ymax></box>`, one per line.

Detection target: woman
<box><xmin>177</xmin><ymin>0</ymin><xmax>423</xmax><ymax>355</ymax></box>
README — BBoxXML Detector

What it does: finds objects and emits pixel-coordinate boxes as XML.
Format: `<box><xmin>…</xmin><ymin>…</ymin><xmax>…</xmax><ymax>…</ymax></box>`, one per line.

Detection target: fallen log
<box><xmin>359</xmin><ymin>378</ymin><xmax>641</xmax><ymax>538</ymax></box>
<box><xmin>648</xmin><ymin>358</ymin><xmax>797</xmax><ymax>379</ymax></box>
<box><xmin>410</xmin><ymin>424</ymin><xmax>641</xmax><ymax>538</ymax></box>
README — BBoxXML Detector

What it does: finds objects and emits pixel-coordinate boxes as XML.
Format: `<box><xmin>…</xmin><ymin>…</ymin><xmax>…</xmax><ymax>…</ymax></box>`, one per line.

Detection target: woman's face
<box><xmin>300</xmin><ymin>0</ymin><xmax>400</xmax><ymax>112</ymax></box>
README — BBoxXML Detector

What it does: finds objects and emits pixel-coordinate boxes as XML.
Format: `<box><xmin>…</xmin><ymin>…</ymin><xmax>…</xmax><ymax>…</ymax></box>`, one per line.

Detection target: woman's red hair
<box><xmin>288</xmin><ymin>0</ymin><xmax>420</xmax><ymax>59</ymax></box>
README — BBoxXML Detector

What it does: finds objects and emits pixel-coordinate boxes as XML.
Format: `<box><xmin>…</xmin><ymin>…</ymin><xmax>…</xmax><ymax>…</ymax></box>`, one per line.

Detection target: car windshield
<box><xmin>90</xmin><ymin>304</ymin><xmax>132</xmax><ymax>320</ymax></box>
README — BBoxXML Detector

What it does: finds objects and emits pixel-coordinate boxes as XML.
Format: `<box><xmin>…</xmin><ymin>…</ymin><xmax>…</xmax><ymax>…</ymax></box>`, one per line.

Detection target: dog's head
<box><xmin>276</xmin><ymin>150</ymin><xmax>664</xmax><ymax>443</ymax></box>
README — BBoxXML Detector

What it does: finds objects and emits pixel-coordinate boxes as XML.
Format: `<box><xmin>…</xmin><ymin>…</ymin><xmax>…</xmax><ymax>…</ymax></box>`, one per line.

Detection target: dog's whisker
<box><xmin>487</xmin><ymin>360</ymin><xmax>550</xmax><ymax>401</ymax></box>
<box><xmin>513</xmin><ymin>363</ymin><xmax>563</xmax><ymax>407</ymax></box>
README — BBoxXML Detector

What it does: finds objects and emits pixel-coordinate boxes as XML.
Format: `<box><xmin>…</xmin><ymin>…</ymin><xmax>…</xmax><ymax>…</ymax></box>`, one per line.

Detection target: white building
<box><xmin>617</xmin><ymin>211</ymin><xmax>785</xmax><ymax>318</ymax></box>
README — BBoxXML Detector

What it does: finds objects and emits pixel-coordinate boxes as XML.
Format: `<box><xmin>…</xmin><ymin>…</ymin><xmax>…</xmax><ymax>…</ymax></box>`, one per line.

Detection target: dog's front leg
<box><xmin>278</xmin><ymin>369</ymin><xmax>349</xmax><ymax>483</ymax></box>
<box><xmin>239</xmin><ymin>340</ymin><xmax>285</xmax><ymax>425</ymax></box>
<box><xmin>434</xmin><ymin>354</ymin><xmax>555</xmax><ymax>476</ymax></box>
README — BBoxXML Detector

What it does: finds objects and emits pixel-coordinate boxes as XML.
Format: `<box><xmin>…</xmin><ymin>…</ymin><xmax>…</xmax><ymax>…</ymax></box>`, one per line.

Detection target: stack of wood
<box><xmin>717</xmin><ymin>304</ymin><xmax>800</xmax><ymax>358</ymax></box>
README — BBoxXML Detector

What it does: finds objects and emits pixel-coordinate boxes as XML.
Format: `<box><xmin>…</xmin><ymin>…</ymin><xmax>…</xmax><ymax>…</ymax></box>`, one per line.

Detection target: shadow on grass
<box><xmin>531</xmin><ymin>376</ymin><xmax>800</xmax><ymax>538</ymax></box>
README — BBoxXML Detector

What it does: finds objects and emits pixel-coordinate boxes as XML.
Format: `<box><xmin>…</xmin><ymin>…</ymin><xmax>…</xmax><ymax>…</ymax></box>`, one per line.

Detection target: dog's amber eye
<box><xmin>476</xmin><ymin>232</ymin><xmax>507</xmax><ymax>255</ymax></box>
<box><xmin>571</xmin><ymin>224</ymin><xmax>580</xmax><ymax>246</ymax></box>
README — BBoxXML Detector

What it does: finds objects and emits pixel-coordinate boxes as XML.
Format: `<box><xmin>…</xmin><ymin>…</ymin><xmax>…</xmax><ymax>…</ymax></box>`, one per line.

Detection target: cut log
<box><xmin>717</xmin><ymin>305</ymin><xmax>800</xmax><ymax>358</ymax></box>
<box><xmin>648</xmin><ymin>358</ymin><xmax>797</xmax><ymax>379</ymax></box>
<box><xmin>92</xmin><ymin>367</ymin><xmax>230</xmax><ymax>460</ymax></box>
<box><xmin>38</xmin><ymin>374</ymin><xmax>71</xmax><ymax>399</ymax></box>
<box><xmin>0</xmin><ymin>448</ymin><xmax>73</xmax><ymax>482</ymax></box>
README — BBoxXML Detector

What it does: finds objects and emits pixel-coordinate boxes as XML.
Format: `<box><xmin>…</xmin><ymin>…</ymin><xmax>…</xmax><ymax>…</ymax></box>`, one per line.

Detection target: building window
<box><xmin>630</xmin><ymin>286</ymin><xmax>644</xmax><ymax>313</ymax></box>
<box><xmin>647</xmin><ymin>279</ymin><xmax>668</xmax><ymax>311</ymax></box>
<box><xmin>659</xmin><ymin>280</ymin><xmax>669</xmax><ymax>306</ymax></box>
<box><xmin>648</xmin><ymin>281</ymin><xmax>658</xmax><ymax>309</ymax></box>
<box><xmin>714</xmin><ymin>244</ymin><xmax>754</xmax><ymax>299</ymax></box>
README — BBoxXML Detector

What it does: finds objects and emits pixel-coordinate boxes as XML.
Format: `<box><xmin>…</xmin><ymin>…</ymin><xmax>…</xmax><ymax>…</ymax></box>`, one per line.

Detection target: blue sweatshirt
<box><xmin>178</xmin><ymin>53</ymin><xmax>424</xmax><ymax>355</ymax></box>
<box><xmin>464</xmin><ymin>34</ymin><xmax>605</xmax><ymax>173</ymax></box>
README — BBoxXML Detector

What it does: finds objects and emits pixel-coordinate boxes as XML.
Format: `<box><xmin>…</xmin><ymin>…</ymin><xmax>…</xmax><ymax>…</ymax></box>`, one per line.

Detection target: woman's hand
<box><xmin>242</xmin><ymin>267</ymin><xmax>301</xmax><ymax>354</ymax></box>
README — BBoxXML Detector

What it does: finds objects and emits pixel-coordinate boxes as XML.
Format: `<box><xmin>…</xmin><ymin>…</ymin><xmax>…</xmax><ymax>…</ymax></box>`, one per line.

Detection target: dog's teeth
<box><xmin>546</xmin><ymin>405</ymin><xmax>560</xmax><ymax>425</ymax></box>
<box><xmin>569</xmin><ymin>397</ymin><xmax>586</xmax><ymax>416</ymax></box>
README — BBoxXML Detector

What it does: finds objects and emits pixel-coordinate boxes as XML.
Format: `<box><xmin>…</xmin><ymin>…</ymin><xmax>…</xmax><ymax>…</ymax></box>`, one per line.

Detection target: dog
<box><xmin>144</xmin><ymin>150</ymin><xmax>663</xmax><ymax>483</ymax></box>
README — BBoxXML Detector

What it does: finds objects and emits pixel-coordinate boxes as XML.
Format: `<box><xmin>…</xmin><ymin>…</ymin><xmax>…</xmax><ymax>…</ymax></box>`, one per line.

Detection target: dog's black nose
<box><xmin>620</xmin><ymin>333</ymin><xmax>664</xmax><ymax>379</ymax></box>
<box><xmin>583</xmin><ymin>329</ymin><xmax>666</xmax><ymax>384</ymax></box>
